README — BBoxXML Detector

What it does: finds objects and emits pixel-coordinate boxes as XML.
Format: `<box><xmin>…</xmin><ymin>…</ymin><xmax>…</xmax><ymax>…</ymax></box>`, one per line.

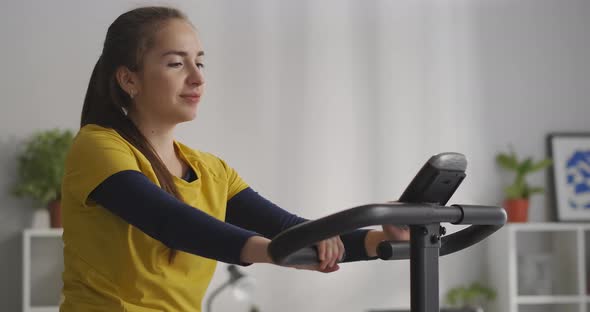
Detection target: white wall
<box><xmin>1</xmin><ymin>0</ymin><xmax>589</xmax><ymax>311</ymax></box>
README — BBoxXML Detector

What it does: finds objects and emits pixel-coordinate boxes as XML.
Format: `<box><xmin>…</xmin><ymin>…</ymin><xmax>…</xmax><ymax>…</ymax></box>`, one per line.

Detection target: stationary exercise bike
<box><xmin>268</xmin><ymin>153</ymin><xmax>506</xmax><ymax>312</ymax></box>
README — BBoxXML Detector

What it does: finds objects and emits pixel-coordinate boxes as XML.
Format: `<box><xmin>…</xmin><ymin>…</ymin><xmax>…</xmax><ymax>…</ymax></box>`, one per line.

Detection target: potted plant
<box><xmin>495</xmin><ymin>147</ymin><xmax>552</xmax><ymax>223</ymax></box>
<box><xmin>11</xmin><ymin>128</ymin><xmax>74</xmax><ymax>228</ymax></box>
<box><xmin>445</xmin><ymin>282</ymin><xmax>496</xmax><ymax>312</ymax></box>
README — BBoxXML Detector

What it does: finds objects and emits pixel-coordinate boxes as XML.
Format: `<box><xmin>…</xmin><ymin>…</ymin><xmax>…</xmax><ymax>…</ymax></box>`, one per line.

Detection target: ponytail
<box><xmin>81</xmin><ymin>7</ymin><xmax>188</xmax><ymax>263</ymax></box>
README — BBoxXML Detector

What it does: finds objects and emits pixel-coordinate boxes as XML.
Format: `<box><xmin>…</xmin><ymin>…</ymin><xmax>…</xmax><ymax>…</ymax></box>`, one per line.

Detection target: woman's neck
<box><xmin>129</xmin><ymin>113</ymin><xmax>177</xmax><ymax>162</ymax></box>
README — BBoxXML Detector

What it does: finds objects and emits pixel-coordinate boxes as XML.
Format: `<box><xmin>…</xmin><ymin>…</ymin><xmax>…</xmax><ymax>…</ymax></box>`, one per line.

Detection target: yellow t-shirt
<box><xmin>60</xmin><ymin>124</ymin><xmax>248</xmax><ymax>312</ymax></box>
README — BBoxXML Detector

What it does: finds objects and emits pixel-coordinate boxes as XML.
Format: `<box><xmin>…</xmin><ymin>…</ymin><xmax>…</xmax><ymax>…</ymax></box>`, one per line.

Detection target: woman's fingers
<box><xmin>332</xmin><ymin>238</ymin><xmax>340</xmax><ymax>267</ymax></box>
<box><xmin>316</xmin><ymin>236</ymin><xmax>345</xmax><ymax>270</ymax></box>
<box><xmin>329</xmin><ymin>240</ymin><xmax>337</xmax><ymax>268</ymax></box>
<box><xmin>318</xmin><ymin>263</ymin><xmax>340</xmax><ymax>273</ymax></box>
<box><xmin>288</xmin><ymin>237</ymin><xmax>345</xmax><ymax>273</ymax></box>
<box><xmin>328</xmin><ymin>237</ymin><xmax>343</xmax><ymax>268</ymax></box>
<box><xmin>337</xmin><ymin>237</ymin><xmax>345</xmax><ymax>262</ymax></box>
<box><xmin>290</xmin><ymin>263</ymin><xmax>340</xmax><ymax>273</ymax></box>
<box><xmin>318</xmin><ymin>240</ymin><xmax>329</xmax><ymax>270</ymax></box>
<box><xmin>323</xmin><ymin>241</ymin><xmax>333</xmax><ymax>270</ymax></box>
<box><xmin>318</xmin><ymin>240</ymin><xmax>326</xmax><ymax>262</ymax></box>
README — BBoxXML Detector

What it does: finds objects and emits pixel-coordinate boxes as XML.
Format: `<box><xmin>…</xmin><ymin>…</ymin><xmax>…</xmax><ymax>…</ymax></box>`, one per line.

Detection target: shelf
<box><xmin>29</xmin><ymin>306</ymin><xmax>59</xmax><ymax>312</ymax></box>
<box><xmin>487</xmin><ymin>222</ymin><xmax>589</xmax><ymax>312</ymax></box>
<box><xmin>506</xmin><ymin>223</ymin><xmax>590</xmax><ymax>231</ymax></box>
<box><xmin>24</xmin><ymin>228</ymin><xmax>63</xmax><ymax>237</ymax></box>
<box><xmin>23</xmin><ymin>229</ymin><xmax>64</xmax><ymax>312</ymax></box>
<box><xmin>516</xmin><ymin>230</ymin><xmax>579</xmax><ymax>296</ymax></box>
<box><xmin>517</xmin><ymin>303</ymin><xmax>580</xmax><ymax>312</ymax></box>
<box><xmin>517</xmin><ymin>295</ymin><xmax>582</xmax><ymax>304</ymax></box>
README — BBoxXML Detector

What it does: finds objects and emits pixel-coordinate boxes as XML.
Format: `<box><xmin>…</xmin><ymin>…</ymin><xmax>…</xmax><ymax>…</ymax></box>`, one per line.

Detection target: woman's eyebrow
<box><xmin>161</xmin><ymin>50</ymin><xmax>205</xmax><ymax>58</ymax></box>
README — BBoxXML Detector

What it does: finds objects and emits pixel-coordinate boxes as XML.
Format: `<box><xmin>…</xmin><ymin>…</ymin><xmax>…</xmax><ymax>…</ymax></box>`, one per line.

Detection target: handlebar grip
<box><xmin>272</xmin><ymin>247</ymin><xmax>347</xmax><ymax>266</ymax></box>
<box><xmin>451</xmin><ymin>204</ymin><xmax>506</xmax><ymax>225</ymax></box>
<box><xmin>276</xmin><ymin>247</ymin><xmax>320</xmax><ymax>265</ymax></box>
<box><xmin>377</xmin><ymin>241</ymin><xmax>410</xmax><ymax>260</ymax></box>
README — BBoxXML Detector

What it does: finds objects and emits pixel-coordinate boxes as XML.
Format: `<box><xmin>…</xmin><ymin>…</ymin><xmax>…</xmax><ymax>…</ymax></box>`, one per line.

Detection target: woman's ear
<box><xmin>115</xmin><ymin>66</ymin><xmax>141</xmax><ymax>98</ymax></box>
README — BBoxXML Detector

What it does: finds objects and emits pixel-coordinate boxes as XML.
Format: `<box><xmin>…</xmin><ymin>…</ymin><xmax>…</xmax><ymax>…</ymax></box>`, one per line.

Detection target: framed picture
<box><xmin>547</xmin><ymin>133</ymin><xmax>590</xmax><ymax>221</ymax></box>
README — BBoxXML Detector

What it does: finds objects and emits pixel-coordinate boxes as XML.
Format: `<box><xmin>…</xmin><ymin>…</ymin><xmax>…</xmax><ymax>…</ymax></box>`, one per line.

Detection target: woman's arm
<box><xmin>364</xmin><ymin>230</ymin><xmax>387</xmax><ymax>257</ymax></box>
<box><xmin>89</xmin><ymin>171</ymin><xmax>404</xmax><ymax>266</ymax></box>
<box><xmin>240</xmin><ymin>236</ymin><xmax>272</xmax><ymax>263</ymax></box>
<box><xmin>89</xmin><ymin>170</ymin><xmax>263</xmax><ymax>265</ymax></box>
<box><xmin>225</xmin><ymin>187</ymin><xmax>306</xmax><ymax>238</ymax></box>
<box><xmin>227</xmin><ymin>187</ymin><xmax>380</xmax><ymax>262</ymax></box>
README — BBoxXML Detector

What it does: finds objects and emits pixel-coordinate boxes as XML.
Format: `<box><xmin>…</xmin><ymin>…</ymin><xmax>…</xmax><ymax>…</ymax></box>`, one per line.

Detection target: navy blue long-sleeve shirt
<box><xmin>89</xmin><ymin>169</ymin><xmax>373</xmax><ymax>265</ymax></box>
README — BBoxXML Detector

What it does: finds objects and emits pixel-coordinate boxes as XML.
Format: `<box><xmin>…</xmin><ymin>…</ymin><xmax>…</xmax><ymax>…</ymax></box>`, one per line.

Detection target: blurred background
<box><xmin>1</xmin><ymin>0</ymin><xmax>589</xmax><ymax>311</ymax></box>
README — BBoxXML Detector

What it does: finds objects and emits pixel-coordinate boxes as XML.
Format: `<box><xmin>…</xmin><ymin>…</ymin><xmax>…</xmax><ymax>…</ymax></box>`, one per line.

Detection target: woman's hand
<box><xmin>364</xmin><ymin>226</ymin><xmax>410</xmax><ymax>258</ymax></box>
<box><xmin>287</xmin><ymin>236</ymin><xmax>344</xmax><ymax>273</ymax></box>
<box><xmin>241</xmin><ymin>235</ymin><xmax>344</xmax><ymax>273</ymax></box>
<box><xmin>316</xmin><ymin>236</ymin><xmax>345</xmax><ymax>271</ymax></box>
<box><xmin>382</xmin><ymin>201</ymin><xmax>410</xmax><ymax>242</ymax></box>
<box><xmin>382</xmin><ymin>224</ymin><xmax>410</xmax><ymax>241</ymax></box>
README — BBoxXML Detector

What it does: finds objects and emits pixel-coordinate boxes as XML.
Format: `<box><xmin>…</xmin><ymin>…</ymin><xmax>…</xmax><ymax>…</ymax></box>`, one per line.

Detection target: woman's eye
<box><xmin>196</xmin><ymin>63</ymin><xmax>205</xmax><ymax>69</ymax></box>
<box><xmin>168</xmin><ymin>62</ymin><xmax>183</xmax><ymax>68</ymax></box>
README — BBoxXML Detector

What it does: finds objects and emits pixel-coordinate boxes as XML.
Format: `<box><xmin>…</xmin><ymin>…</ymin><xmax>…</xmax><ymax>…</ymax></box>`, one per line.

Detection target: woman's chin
<box><xmin>174</xmin><ymin>106</ymin><xmax>198</xmax><ymax>123</ymax></box>
<box><xmin>179</xmin><ymin>111</ymin><xmax>198</xmax><ymax>123</ymax></box>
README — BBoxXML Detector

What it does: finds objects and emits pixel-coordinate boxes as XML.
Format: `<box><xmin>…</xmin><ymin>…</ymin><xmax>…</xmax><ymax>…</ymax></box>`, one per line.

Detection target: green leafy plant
<box><xmin>11</xmin><ymin>128</ymin><xmax>74</xmax><ymax>207</ymax></box>
<box><xmin>495</xmin><ymin>146</ymin><xmax>552</xmax><ymax>199</ymax></box>
<box><xmin>445</xmin><ymin>282</ymin><xmax>496</xmax><ymax>309</ymax></box>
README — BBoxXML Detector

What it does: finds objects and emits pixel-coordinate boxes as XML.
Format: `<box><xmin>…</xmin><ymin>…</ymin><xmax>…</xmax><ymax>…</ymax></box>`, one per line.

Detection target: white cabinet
<box><xmin>23</xmin><ymin>228</ymin><xmax>63</xmax><ymax>312</ymax></box>
<box><xmin>487</xmin><ymin>223</ymin><xmax>590</xmax><ymax>312</ymax></box>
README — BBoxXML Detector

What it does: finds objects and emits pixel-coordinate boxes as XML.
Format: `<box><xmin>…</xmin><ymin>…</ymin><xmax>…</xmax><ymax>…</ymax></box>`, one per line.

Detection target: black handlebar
<box><xmin>268</xmin><ymin>202</ymin><xmax>506</xmax><ymax>265</ymax></box>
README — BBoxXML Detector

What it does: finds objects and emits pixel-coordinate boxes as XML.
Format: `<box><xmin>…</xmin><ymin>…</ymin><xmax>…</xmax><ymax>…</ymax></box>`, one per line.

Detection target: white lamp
<box><xmin>205</xmin><ymin>264</ymin><xmax>257</xmax><ymax>312</ymax></box>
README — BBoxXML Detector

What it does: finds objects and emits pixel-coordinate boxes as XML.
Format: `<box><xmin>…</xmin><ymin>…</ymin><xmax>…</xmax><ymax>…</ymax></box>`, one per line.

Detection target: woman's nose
<box><xmin>187</xmin><ymin>65</ymin><xmax>205</xmax><ymax>86</ymax></box>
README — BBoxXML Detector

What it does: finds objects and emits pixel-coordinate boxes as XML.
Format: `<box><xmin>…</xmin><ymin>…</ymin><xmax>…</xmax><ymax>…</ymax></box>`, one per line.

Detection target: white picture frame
<box><xmin>547</xmin><ymin>133</ymin><xmax>590</xmax><ymax>221</ymax></box>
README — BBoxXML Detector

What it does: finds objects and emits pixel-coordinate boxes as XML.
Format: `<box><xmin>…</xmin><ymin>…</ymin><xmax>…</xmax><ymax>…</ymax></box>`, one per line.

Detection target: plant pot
<box><xmin>31</xmin><ymin>209</ymin><xmax>50</xmax><ymax>228</ymax></box>
<box><xmin>504</xmin><ymin>198</ymin><xmax>529</xmax><ymax>223</ymax></box>
<box><xmin>441</xmin><ymin>307</ymin><xmax>484</xmax><ymax>312</ymax></box>
<box><xmin>47</xmin><ymin>199</ymin><xmax>62</xmax><ymax>228</ymax></box>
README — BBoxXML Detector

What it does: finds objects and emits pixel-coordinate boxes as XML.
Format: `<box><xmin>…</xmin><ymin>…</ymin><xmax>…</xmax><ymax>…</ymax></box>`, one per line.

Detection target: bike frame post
<box><xmin>410</xmin><ymin>224</ymin><xmax>442</xmax><ymax>312</ymax></box>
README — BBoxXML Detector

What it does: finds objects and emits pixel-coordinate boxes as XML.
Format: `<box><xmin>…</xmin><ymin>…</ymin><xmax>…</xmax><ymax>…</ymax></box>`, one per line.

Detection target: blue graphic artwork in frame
<box><xmin>548</xmin><ymin>133</ymin><xmax>590</xmax><ymax>221</ymax></box>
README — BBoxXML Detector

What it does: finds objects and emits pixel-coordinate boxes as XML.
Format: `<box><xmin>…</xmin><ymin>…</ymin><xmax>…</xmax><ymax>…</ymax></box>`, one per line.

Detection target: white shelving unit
<box><xmin>487</xmin><ymin>223</ymin><xmax>590</xmax><ymax>312</ymax></box>
<box><xmin>23</xmin><ymin>228</ymin><xmax>63</xmax><ymax>312</ymax></box>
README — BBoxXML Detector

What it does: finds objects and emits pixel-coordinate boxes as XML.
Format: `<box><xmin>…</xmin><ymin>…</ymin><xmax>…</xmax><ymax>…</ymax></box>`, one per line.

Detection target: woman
<box><xmin>60</xmin><ymin>6</ymin><xmax>409</xmax><ymax>311</ymax></box>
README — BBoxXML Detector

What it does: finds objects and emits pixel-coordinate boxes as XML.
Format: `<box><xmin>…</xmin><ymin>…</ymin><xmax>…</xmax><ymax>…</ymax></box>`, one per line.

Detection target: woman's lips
<box><xmin>180</xmin><ymin>94</ymin><xmax>201</xmax><ymax>104</ymax></box>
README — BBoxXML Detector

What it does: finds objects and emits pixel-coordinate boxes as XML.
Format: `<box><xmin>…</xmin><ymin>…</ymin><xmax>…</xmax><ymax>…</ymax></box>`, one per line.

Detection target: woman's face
<box><xmin>132</xmin><ymin>19</ymin><xmax>205</xmax><ymax>125</ymax></box>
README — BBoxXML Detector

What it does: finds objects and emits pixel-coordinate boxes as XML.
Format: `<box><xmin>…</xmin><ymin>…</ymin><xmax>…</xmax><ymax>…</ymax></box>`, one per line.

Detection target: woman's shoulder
<box><xmin>72</xmin><ymin>124</ymin><xmax>131</xmax><ymax>148</ymax></box>
<box><xmin>77</xmin><ymin>124</ymin><xmax>124</xmax><ymax>140</ymax></box>
<box><xmin>66</xmin><ymin>124</ymin><xmax>134</xmax><ymax>164</ymax></box>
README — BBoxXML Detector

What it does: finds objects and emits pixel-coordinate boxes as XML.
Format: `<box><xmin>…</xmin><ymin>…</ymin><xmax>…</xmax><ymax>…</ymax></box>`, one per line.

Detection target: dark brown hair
<box><xmin>81</xmin><ymin>6</ymin><xmax>189</xmax><ymax>263</ymax></box>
